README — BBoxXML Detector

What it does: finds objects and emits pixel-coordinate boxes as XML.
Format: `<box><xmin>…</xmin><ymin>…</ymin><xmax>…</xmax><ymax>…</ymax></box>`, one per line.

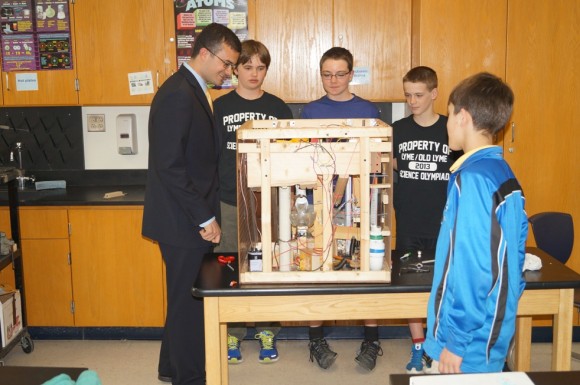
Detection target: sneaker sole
<box><xmin>228</xmin><ymin>358</ymin><xmax>243</xmax><ymax>364</ymax></box>
<box><xmin>317</xmin><ymin>355</ymin><xmax>337</xmax><ymax>370</ymax></box>
<box><xmin>406</xmin><ymin>367</ymin><xmax>423</xmax><ymax>374</ymax></box>
<box><xmin>355</xmin><ymin>356</ymin><xmax>377</xmax><ymax>371</ymax></box>
<box><xmin>258</xmin><ymin>357</ymin><xmax>279</xmax><ymax>364</ymax></box>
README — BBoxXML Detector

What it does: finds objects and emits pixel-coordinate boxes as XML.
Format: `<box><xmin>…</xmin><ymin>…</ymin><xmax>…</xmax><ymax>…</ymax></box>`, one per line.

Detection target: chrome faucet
<box><xmin>10</xmin><ymin>142</ymin><xmax>35</xmax><ymax>190</ymax></box>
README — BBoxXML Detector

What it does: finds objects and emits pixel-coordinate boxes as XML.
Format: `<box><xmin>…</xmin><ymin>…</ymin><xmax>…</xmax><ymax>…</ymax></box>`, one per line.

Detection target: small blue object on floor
<box><xmin>41</xmin><ymin>370</ymin><xmax>101</xmax><ymax>385</ymax></box>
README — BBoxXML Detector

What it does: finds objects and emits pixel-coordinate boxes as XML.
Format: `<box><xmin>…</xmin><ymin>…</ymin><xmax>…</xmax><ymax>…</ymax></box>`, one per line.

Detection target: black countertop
<box><xmin>0</xmin><ymin>184</ymin><xmax>146</xmax><ymax>206</ymax></box>
<box><xmin>192</xmin><ymin>248</ymin><xmax>580</xmax><ymax>298</ymax></box>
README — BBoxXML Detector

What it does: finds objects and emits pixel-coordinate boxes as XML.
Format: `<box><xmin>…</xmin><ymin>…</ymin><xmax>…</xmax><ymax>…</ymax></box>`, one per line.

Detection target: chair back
<box><xmin>528</xmin><ymin>212</ymin><xmax>574</xmax><ymax>264</ymax></box>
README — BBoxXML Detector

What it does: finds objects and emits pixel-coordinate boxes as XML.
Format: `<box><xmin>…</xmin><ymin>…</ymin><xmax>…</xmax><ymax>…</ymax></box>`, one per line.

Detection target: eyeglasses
<box><xmin>203</xmin><ymin>45</ymin><xmax>236</xmax><ymax>71</ymax></box>
<box><xmin>321</xmin><ymin>71</ymin><xmax>351</xmax><ymax>80</ymax></box>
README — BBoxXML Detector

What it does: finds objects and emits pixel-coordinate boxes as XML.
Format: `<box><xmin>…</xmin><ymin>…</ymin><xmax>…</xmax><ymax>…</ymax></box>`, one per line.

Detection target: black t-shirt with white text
<box><xmin>393</xmin><ymin>114</ymin><xmax>453</xmax><ymax>238</ymax></box>
<box><xmin>214</xmin><ymin>90</ymin><xmax>293</xmax><ymax>205</ymax></box>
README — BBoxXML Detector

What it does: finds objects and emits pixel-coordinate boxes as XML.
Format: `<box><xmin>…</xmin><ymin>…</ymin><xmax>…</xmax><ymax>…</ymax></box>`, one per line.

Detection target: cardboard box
<box><xmin>1</xmin><ymin>290</ymin><xmax>22</xmax><ymax>348</ymax></box>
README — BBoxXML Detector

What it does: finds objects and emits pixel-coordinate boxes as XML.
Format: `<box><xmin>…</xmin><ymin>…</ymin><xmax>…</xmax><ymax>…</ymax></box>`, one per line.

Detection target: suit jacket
<box><xmin>142</xmin><ymin>65</ymin><xmax>221</xmax><ymax>248</ymax></box>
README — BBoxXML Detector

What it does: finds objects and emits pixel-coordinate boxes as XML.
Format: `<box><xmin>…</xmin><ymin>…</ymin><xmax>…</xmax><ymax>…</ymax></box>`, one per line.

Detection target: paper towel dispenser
<box><xmin>116</xmin><ymin>114</ymin><xmax>137</xmax><ymax>155</ymax></box>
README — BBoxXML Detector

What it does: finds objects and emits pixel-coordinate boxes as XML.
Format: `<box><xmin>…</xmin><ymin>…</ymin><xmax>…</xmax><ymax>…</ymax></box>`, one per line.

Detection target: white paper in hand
<box><xmin>410</xmin><ymin>372</ymin><xmax>534</xmax><ymax>385</ymax></box>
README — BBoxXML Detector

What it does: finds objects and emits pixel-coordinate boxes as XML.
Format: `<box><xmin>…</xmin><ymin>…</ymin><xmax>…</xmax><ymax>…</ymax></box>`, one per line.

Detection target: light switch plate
<box><xmin>87</xmin><ymin>114</ymin><xmax>106</xmax><ymax>132</ymax></box>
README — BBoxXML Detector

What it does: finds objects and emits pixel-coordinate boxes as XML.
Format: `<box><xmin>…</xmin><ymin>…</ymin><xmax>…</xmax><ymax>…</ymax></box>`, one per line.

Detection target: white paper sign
<box><xmin>15</xmin><ymin>73</ymin><xmax>39</xmax><ymax>91</ymax></box>
<box><xmin>351</xmin><ymin>66</ymin><xmax>370</xmax><ymax>85</ymax></box>
<box><xmin>128</xmin><ymin>71</ymin><xmax>154</xmax><ymax>96</ymax></box>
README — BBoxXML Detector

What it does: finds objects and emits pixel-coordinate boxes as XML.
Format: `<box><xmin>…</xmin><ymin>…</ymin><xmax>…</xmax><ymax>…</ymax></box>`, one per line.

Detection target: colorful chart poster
<box><xmin>35</xmin><ymin>0</ymin><xmax>69</xmax><ymax>32</ymax></box>
<box><xmin>0</xmin><ymin>0</ymin><xmax>72</xmax><ymax>71</ymax></box>
<box><xmin>38</xmin><ymin>32</ymin><xmax>71</xmax><ymax>69</ymax></box>
<box><xmin>0</xmin><ymin>0</ymin><xmax>34</xmax><ymax>34</ymax></box>
<box><xmin>1</xmin><ymin>33</ymin><xmax>36</xmax><ymax>70</ymax></box>
<box><xmin>174</xmin><ymin>0</ymin><xmax>248</xmax><ymax>87</ymax></box>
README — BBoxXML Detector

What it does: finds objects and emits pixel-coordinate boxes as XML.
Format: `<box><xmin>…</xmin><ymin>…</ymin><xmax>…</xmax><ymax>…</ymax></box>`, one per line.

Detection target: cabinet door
<box><xmin>505</xmin><ymin>0</ymin><xmax>580</xmax><ymax>272</ymax></box>
<box><xmin>254</xmin><ymin>0</ymin><xmax>332</xmax><ymax>103</ymax></box>
<box><xmin>1</xmin><ymin>70</ymin><xmax>78</xmax><ymax>106</ymax></box>
<box><xmin>19</xmin><ymin>207</ymin><xmax>69</xmax><ymax>239</ymax></box>
<box><xmin>334</xmin><ymin>0</ymin><xmax>411</xmax><ymax>101</ymax></box>
<box><xmin>73</xmin><ymin>0</ymin><xmax>167</xmax><ymax>105</ymax></box>
<box><xmin>19</xmin><ymin>207</ymin><xmax>73</xmax><ymax>326</ymax></box>
<box><xmin>22</xmin><ymin>239</ymin><xmax>74</xmax><ymax>326</ymax></box>
<box><xmin>411</xmin><ymin>0</ymin><xmax>508</xmax><ymax>115</ymax></box>
<box><xmin>69</xmin><ymin>207</ymin><xmax>164</xmax><ymax>326</ymax></box>
<box><xmin>0</xmin><ymin>207</ymin><xmax>10</xmax><ymax>238</ymax></box>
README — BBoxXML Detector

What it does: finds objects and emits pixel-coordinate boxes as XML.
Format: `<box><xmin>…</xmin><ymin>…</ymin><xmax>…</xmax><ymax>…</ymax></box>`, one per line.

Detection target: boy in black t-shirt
<box><xmin>392</xmin><ymin>66</ymin><xmax>455</xmax><ymax>374</ymax></box>
<box><xmin>213</xmin><ymin>40</ymin><xmax>292</xmax><ymax>365</ymax></box>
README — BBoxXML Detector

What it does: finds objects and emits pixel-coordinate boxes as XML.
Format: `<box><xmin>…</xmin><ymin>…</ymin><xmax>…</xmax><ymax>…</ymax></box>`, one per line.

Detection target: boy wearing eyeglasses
<box><xmin>302</xmin><ymin>47</ymin><xmax>379</xmax><ymax>119</ymax></box>
<box><xmin>301</xmin><ymin>47</ymin><xmax>382</xmax><ymax>372</ymax></box>
<box><xmin>214</xmin><ymin>39</ymin><xmax>293</xmax><ymax>365</ymax></box>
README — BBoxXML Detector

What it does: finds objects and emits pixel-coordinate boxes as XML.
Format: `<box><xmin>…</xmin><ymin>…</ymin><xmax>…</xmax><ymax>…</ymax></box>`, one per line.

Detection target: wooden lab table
<box><xmin>192</xmin><ymin>248</ymin><xmax>580</xmax><ymax>385</ymax></box>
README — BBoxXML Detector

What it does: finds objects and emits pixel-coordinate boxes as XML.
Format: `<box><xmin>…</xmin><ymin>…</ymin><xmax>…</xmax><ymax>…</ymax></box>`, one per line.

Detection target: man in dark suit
<box><xmin>142</xmin><ymin>23</ymin><xmax>241</xmax><ymax>385</ymax></box>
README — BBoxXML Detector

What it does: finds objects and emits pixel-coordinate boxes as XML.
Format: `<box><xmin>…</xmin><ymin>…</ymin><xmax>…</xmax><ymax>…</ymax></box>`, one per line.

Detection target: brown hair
<box><xmin>449</xmin><ymin>72</ymin><xmax>514</xmax><ymax>135</ymax></box>
<box><xmin>403</xmin><ymin>66</ymin><xmax>438</xmax><ymax>91</ymax></box>
<box><xmin>319</xmin><ymin>47</ymin><xmax>353</xmax><ymax>72</ymax></box>
<box><xmin>237</xmin><ymin>40</ymin><xmax>271</xmax><ymax>69</ymax></box>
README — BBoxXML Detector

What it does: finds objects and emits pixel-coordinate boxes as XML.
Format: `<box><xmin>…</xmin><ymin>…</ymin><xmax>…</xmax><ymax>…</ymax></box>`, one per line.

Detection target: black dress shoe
<box><xmin>158</xmin><ymin>374</ymin><xmax>172</xmax><ymax>382</ymax></box>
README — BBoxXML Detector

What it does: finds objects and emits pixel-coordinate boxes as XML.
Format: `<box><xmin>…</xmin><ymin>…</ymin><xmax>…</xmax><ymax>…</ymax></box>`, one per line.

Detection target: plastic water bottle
<box><xmin>369</xmin><ymin>226</ymin><xmax>385</xmax><ymax>271</ymax></box>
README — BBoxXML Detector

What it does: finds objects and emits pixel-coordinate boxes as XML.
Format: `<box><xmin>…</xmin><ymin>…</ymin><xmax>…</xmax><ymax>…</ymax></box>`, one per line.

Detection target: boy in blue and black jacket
<box><xmin>424</xmin><ymin>72</ymin><xmax>528</xmax><ymax>373</ymax></box>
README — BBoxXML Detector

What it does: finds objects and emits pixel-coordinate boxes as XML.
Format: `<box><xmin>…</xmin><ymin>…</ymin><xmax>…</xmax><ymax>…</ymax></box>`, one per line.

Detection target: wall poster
<box><xmin>174</xmin><ymin>0</ymin><xmax>248</xmax><ymax>88</ymax></box>
<box><xmin>0</xmin><ymin>0</ymin><xmax>72</xmax><ymax>71</ymax></box>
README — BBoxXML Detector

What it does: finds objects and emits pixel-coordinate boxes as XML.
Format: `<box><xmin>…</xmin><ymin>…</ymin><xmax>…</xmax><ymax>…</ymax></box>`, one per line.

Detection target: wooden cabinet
<box><xmin>411</xmin><ymin>0</ymin><xmax>508</xmax><ymax>115</ymax></box>
<box><xmin>68</xmin><ymin>207</ymin><xmax>164</xmax><ymax>327</ymax></box>
<box><xmin>254</xmin><ymin>0</ymin><xmax>411</xmax><ymax>102</ymax></box>
<box><xmin>1</xmin><ymin>70</ymin><xmax>79</xmax><ymax>107</ymax></box>
<box><xmin>254</xmin><ymin>0</ymin><xmax>332</xmax><ymax>103</ymax></box>
<box><xmin>0</xmin><ymin>207</ymin><xmax>9</xmax><ymax>238</ymax></box>
<box><xmin>504</xmin><ymin>0</ymin><xmax>580</xmax><ymax>273</ymax></box>
<box><xmin>334</xmin><ymin>0</ymin><xmax>411</xmax><ymax>101</ymax></box>
<box><xmin>18</xmin><ymin>206</ymin><xmax>164</xmax><ymax>327</ymax></box>
<box><xmin>0</xmin><ymin>1</ymin><xmax>78</xmax><ymax>106</ymax></box>
<box><xmin>411</xmin><ymin>0</ymin><xmax>580</xmax><ymax>272</ymax></box>
<box><xmin>73</xmin><ymin>0</ymin><xmax>175</xmax><ymax>105</ymax></box>
<box><xmin>19</xmin><ymin>207</ymin><xmax>74</xmax><ymax>326</ymax></box>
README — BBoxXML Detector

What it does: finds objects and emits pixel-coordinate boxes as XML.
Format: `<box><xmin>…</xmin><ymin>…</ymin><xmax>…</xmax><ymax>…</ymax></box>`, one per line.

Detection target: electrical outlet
<box><xmin>87</xmin><ymin>114</ymin><xmax>106</xmax><ymax>132</ymax></box>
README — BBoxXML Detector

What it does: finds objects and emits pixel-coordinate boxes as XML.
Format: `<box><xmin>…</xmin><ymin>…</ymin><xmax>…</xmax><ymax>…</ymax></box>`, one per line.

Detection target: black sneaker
<box><xmin>308</xmin><ymin>338</ymin><xmax>337</xmax><ymax>369</ymax></box>
<box><xmin>355</xmin><ymin>340</ymin><xmax>383</xmax><ymax>371</ymax></box>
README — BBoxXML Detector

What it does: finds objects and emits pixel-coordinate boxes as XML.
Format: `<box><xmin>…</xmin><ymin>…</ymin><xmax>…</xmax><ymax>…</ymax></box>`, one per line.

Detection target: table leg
<box><xmin>515</xmin><ymin>316</ymin><xmax>532</xmax><ymax>371</ymax></box>
<box><xmin>204</xmin><ymin>297</ymin><xmax>223</xmax><ymax>385</ymax></box>
<box><xmin>220</xmin><ymin>321</ymin><xmax>228</xmax><ymax>384</ymax></box>
<box><xmin>552</xmin><ymin>288</ymin><xmax>573</xmax><ymax>370</ymax></box>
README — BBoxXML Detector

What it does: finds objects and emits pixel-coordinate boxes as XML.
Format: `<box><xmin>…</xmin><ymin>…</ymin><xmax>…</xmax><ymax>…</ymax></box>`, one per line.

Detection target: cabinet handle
<box><xmin>5</xmin><ymin>74</ymin><xmax>9</xmax><ymax>91</ymax></box>
<box><xmin>156</xmin><ymin>71</ymin><xmax>159</xmax><ymax>89</ymax></box>
<box><xmin>511</xmin><ymin>122</ymin><xmax>515</xmax><ymax>142</ymax></box>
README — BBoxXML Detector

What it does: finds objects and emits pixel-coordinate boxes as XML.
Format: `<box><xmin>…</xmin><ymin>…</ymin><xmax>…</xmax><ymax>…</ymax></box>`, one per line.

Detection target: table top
<box><xmin>192</xmin><ymin>247</ymin><xmax>580</xmax><ymax>298</ymax></box>
<box><xmin>0</xmin><ymin>366</ymin><xmax>87</xmax><ymax>385</ymax></box>
<box><xmin>389</xmin><ymin>371</ymin><xmax>580</xmax><ymax>385</ymax></box>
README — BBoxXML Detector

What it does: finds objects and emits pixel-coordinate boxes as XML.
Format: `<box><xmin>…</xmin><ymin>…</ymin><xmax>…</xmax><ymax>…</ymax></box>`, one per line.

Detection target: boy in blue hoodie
<box><xmin>424</xmin><ymin>72</ymin><xmax>528</xmax><ymax>373</ymax></box>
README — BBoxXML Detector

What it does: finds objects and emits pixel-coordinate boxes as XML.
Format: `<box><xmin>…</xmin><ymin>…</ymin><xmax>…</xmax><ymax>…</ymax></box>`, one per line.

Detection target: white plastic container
<box><xmin>369</xmin><ymin>226</ymin><xmax>385</xmax><ymax>271</ymax></box>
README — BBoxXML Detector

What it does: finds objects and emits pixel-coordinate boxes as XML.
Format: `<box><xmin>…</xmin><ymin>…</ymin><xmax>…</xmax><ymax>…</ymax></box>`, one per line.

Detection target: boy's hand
<box><xmin>439</xmin><ymin>348</ymin><xmax>463</xmax><ymax>373</ymax></box>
